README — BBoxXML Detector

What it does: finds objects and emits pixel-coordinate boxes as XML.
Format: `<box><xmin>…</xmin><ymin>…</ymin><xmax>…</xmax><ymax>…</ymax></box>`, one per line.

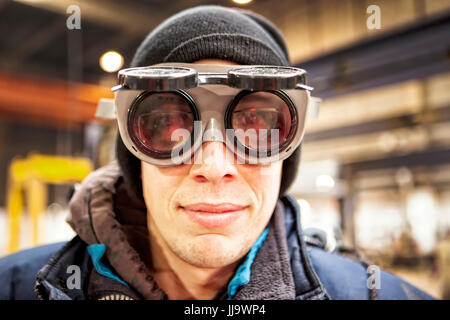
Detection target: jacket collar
<box><xmin>282</xmin><ymin>196</ymin><xmax>330</xmax><ymax>300</ymax></box>
<box><xmin>233</xmin><ymin>200</ymin><xmax>296</xmax><ymax>299</ymax></box>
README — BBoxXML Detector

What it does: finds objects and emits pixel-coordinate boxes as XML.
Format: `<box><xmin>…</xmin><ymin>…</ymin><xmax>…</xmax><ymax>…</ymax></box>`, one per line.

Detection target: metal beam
<box><xmin>342</xmin><ymin>148</ymin><xmax>450</xmax><ymax>173</ymax></box>
<box><xmin>13</xmin><ymin>0</ymin><xmax>174</xmax><ymax>33</ymax></box>
<box><xmin>304</xmin><ymin>105</ymin><xmax>450</xmax><ymax>142</ymax></box>
<box><xmin>305</xmin><ymin>115</ymin><xmax>416</xmax><ymax>142</ymax></box>
<box><xmin>0</xmin><ymin>71</ymin><xmax>113</xmax><ymax>127</ymax></box>
<box><xmin>0</xmin><ymin>0</ymin><xmax>8</xmax><ymax>12</ymax></box>
<box><xmin>3</xmin><ymin>17</ymin><xmax>66</xmax><ymax>69</ymax></box>
<box><xmin>297</xmin><ymin>10</ymin><xmax>450</xmax><ymax>99</ymax></box>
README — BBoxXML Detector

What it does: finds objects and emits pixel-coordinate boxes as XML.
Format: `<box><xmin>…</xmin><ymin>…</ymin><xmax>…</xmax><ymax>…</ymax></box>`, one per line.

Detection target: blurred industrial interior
<box><xmin>0</xmin><ymin>0</ymin><xmax>449</xmax><ymax>299</ymax></box>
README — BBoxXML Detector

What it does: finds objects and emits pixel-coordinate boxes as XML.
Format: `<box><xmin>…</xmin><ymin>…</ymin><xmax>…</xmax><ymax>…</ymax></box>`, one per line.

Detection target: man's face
<box><xmin>141</xmin><ymin>59</ymin><xmax>283</xmax><ymax>268</ymax></box>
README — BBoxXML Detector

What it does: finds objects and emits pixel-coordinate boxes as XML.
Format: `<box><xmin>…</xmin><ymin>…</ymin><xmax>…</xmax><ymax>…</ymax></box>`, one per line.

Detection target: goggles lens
<box><xmin>129</xmin><ymin>92</ymin><xmax>195</xmax><ymax>154</ymax></box>
<box><xmin>230</xmin><ymin>91</ymin><xmax>293</xmax><ymax>151</ymax></box>
<box><xmin>129</xmin><ymin>89</ymin><xmax>296</xmax><ymax>160</ymax></box>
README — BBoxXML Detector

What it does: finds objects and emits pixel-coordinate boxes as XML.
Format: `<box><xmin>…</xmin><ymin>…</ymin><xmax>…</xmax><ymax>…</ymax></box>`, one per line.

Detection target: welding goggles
<box><xmin>103</xmin><ymin>63</ymin><xmax>318</xmax><ymax>167</ymax></box>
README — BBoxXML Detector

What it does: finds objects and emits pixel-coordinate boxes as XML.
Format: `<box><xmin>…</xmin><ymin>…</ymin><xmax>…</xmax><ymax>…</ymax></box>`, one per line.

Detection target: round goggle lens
<box><xmin>231</xmin><ymin>91</ymin><xmax>292</xmax><ymax>151</ymax></box>
<box><xmin>130</xmin><ymin>92</ymin><xmax>195</xmax><ymax>154</ymax></box>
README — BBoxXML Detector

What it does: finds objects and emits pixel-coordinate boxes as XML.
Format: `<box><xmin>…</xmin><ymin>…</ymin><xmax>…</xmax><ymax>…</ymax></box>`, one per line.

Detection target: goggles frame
<box><xmin>111</xmin><ymin>63</ymin><xmax>313</xmax><ymax>167</ymax></box>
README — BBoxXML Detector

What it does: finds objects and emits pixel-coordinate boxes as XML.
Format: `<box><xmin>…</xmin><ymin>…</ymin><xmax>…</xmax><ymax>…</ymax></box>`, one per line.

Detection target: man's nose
<box><xmin>190</xmin><ymin>141</ymin><xmax>238</xmax><ymax>184</ymax></box>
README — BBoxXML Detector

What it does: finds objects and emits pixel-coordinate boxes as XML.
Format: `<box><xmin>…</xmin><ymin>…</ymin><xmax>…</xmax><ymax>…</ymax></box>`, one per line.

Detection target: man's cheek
<box><xmin>245</xmin><ymin>170</ymin><xmax>281</xmax><ymax>194</ymax></box>
<box><xmin>241</xmin><ymin>162</ymin><xmax>281</xmax><ymax>181</ymax></box>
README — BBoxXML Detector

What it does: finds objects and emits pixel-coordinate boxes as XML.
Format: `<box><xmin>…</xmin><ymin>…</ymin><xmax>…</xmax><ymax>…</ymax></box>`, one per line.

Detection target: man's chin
<box><xmin>173</xmin><ymin>234</ymin><xmax>248</xmax><ymax>268</ymax></box>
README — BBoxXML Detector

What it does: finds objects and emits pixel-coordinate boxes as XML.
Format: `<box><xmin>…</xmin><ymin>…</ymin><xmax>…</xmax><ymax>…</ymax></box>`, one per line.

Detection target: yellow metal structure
<box><xmin>7</xmin><ymin>154</ymin><xmax>93</xmax><ymax>254</ymax></box>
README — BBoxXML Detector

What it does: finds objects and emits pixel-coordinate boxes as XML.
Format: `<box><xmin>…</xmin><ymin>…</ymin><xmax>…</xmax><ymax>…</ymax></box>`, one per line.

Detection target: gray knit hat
<box><xmin>116</xmin><ymin>5</ymin><xmax>302</xmax><ymax>200</ymax></box>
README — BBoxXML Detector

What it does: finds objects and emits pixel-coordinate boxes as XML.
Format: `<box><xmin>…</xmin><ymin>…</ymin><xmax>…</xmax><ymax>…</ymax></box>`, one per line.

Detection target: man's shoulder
<box><xmin>0</xmin><ymin>242</ymin><xmax>68</xmax><ymax>300</ymax></box>
<box><xmin>307</xmin><ymin>246</ymin><xmax>436</xmax><ymax>300</ymax></box>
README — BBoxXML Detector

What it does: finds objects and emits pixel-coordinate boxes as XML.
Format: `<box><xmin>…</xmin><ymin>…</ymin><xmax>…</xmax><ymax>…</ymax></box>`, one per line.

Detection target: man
<box><xmin>0</xmin><ymin>5</ymin><xmax>434</xmax><ymax>300</ymax></box>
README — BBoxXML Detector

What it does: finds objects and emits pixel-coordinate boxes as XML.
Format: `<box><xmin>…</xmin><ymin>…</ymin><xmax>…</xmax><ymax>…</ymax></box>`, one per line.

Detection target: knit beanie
<box><xmin>116</xmin><ymin>5</ymin><xmax>302</xmax><ymax>201</ymax></box>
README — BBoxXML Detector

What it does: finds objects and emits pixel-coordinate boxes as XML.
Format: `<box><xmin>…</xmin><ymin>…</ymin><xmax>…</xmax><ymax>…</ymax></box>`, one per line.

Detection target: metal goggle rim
<box><xmin>111</xmin><ymin>65</ymin><xmax>314</xmax><ymax>92</ymax></box>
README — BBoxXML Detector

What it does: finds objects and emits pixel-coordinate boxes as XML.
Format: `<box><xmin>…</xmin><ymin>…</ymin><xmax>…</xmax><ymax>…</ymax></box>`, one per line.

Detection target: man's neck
<box><xmin>147</xmin><ymin>224</ymin><xmax>240</xmax><ymax>300</ymax></box>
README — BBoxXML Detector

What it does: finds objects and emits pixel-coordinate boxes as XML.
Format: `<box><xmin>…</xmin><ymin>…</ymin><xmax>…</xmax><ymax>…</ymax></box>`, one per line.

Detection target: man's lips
<box><xmin>180</xmin><ymin>203</ymin><xmax>248</xmax><ymax>213</ymax></box>
<box><xmin>179</xmin><ymin>203</ymin><xmax>249</xmax><ymax>228</ymax></box>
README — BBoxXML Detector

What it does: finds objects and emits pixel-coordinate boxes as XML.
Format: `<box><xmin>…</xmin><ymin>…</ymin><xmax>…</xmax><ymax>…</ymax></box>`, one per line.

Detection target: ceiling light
<box><xmin>232</xmin><ymin>0</ymin><xmax>253</xmax><ymax>5</ymax></box>
<box><xmin>99</xmin><ymin>51</ymin><xmax>124</xmax><ymax>73</ymax></box>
